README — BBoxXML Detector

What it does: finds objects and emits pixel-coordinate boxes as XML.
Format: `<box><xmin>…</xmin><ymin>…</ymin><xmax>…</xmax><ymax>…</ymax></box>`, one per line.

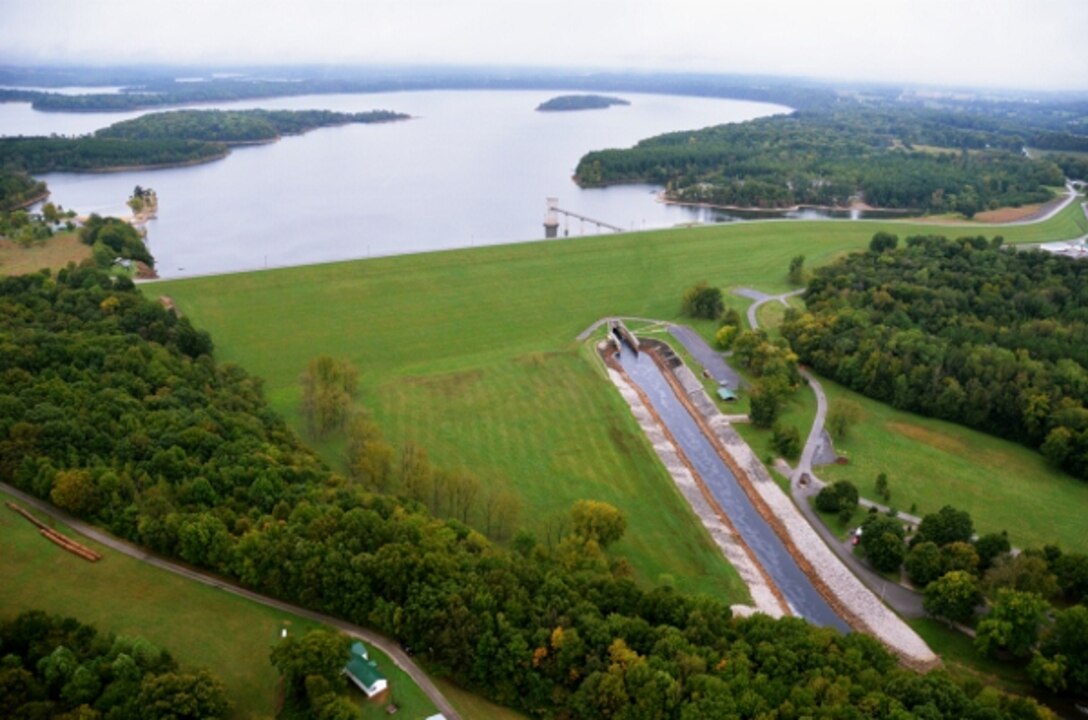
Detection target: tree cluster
<box><xmin>782</xmin><ymin>234</ymin><xmax>1088</xmax><ymax>480</ymax></box>
<box><xmin>730</xmin><ymin>328</ymin><xmax>801</xmax><ymax>428</ymax></box>
<box><xmin>0</xmin><ymin>268</ymin><xmax>1057</xmax><ymax>719</ymax></box>
<box><xmin>850</xmin><ymin>498</ymin><xmax>1088</xmax><ymax>698</ymax></box>
<box><xmin>78</xmin><ymin>214</ymin><xmax>154</xmax><ymax>269</ymax></box>
<box><xmin>679</xmin><ymin>281</ymin><xmax>723</xmax><ymax>319</ymax></box>
<box><xmin>0</xmin><ymin>610</ymin><xmax>229</xmax><ymax>719</ymax></box>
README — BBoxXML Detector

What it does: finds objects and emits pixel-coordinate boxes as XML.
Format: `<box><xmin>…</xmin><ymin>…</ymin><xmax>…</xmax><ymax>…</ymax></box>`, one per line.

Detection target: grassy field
<box><xmin>152</xmin><ymin>210</ymin><xmax>1084</xmax><ymax>607</ymax></box>
<box><xmin>0</xmin><ymin>231</ymin><xmax>90</xmax><ymax>275</ymax></box>
<box><xmin>814</xmin><ymin>378</ymin><xmax>1088</xmax><ymax>553</ymax></box>
<box><xmin>0</xmin><ymin>491</ymin><xmax>436</xmax><ymax>720</ymax></box>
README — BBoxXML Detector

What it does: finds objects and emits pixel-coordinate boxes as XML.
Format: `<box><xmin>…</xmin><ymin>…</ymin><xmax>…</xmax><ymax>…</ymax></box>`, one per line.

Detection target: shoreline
<box><xmin>7</xmin><ymin>188</ymin><xmax>51</xmax><ymax>210</ymax></box>
<box><xmin>28</xmin><ymin>116</ymin><xmax>412</xmax><ymax>175</ymax></box>
<box><xmin>55</xmin><ymin>148</ymin><xmax>232</xmax><ymax>174</ymax></box>
<box><xmin>655</xmin><ymin>190</ymin><xmax>918</xmax><ymax>216</ymax></box>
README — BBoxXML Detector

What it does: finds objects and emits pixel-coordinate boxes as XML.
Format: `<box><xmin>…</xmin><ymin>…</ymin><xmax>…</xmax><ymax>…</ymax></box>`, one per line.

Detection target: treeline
<box><xmin>95</xmin><ymin>109</ymin><xmax>408</xmax><ymax>143</ymax></box>
<box><xmin>1048</xmin><ymin>152</ymin><xmax>1088</xmax><ymax>181</ymax></box>
<box><xmin>4</xmin><ymin>72</ymin><xmax>841</xmax><ymax>113</ymax></box>
<box><xmin>575</xmin><ymin>107</ymin><xmax>1068</xmax><ymax>214</ymax></box>
<box><xmin>781</xmin><ymin>233</ymin><xmax>1088</xmax><ymax>480</ymax></box>
<box><xmin>0</xmin><ymin>267</ymin><xmax>1055</xmax><ymax>719</ymax></box>
<box><xmin>0</xmin><ymin>136</ymin><xmax>227</xmax><ymax>173</ymax></box>
<box><xmin>0</xmin><ymin>168</ymin><xmax>47</xmax><ymax>210</ymax></box>
<box><xmin>0</xmin><ymin>610</ymin><xmax>229</xmax><ymax>719</ymax></box>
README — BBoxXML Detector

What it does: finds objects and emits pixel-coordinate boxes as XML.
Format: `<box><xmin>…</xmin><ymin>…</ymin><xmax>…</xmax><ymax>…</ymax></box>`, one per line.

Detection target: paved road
<box><xmin>667</xmin><ymin>324</ymin><xmax>744</xmax><ymax>388</ymax></box>
<box><xmin>743</xmin><ymin>291</ymin><xmax>927</xmax><ymax>618</ymax></box>
<box><xmin>0</xmin><ymin>482</ymin><xmax>463</xmax><ymax>720</ymax></box>
<box><xmin>791</xmin><ymin>478</ymin><xmax>926</xmax><ymax>617</ymax></box>
<box><xmin>736</xmin><ymin>288</ymin><xmax>804</xmax><ymax>332</ymax></box>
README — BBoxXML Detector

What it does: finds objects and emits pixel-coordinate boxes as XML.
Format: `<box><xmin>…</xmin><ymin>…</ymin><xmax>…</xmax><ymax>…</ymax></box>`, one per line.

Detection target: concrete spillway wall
<box><xmin>606</xmin><ymin>336</ymin><xmax>938</xmax><ymax>671</ymax></box>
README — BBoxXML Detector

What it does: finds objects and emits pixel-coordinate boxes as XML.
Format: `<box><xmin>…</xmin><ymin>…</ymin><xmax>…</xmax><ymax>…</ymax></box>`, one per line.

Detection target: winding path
<box><xmin>741</xmin><ymin>290</ymin><xmax>927</xmax><ymax>618</ymax></box>
<box><xmin>0</xmin><ymin>482</ymin><xmax>463</xmax><ymax>720</ymax></box>
<box><xmin>740</xmin><ymin>288</ymin><xmax>804</xmax><ymax>333</ymax></box>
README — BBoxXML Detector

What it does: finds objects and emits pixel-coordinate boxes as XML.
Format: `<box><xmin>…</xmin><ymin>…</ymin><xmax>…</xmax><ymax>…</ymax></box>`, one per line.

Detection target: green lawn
<box><xmin>0</xmin><ymin>491</ymin><xmax>436</xmax><ymax>720</ymax></box>
<box><xmin>815</xmin><ymin>378</ymin><xmax>1088</xmax><ymax>553</ymax></box>
<box><xmin>152</xmin><ymin>212</ymin><xmax>1082</xmax><ymax>607</ymax></box>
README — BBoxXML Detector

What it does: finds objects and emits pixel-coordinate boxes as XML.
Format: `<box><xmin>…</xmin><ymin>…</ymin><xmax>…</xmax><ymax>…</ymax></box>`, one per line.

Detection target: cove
<box><xmin>0</xmin><ymin>90</ymin><xmax>789</xmax><ymax>277</ymax></box>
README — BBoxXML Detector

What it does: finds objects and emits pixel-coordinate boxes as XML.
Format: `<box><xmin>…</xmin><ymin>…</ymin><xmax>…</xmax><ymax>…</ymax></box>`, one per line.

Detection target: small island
<box><xmin>536</xmin><ymin>94</ymin><xmax>630</xmax><ymax>112</ymax></box>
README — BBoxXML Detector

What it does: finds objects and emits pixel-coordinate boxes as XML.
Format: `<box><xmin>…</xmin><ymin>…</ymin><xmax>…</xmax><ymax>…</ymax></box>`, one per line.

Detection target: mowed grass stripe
<box><xmin>378</xmin><ymin>351</ymin><xmax>749</xmax><ymax>600</ymax></box>
<box><xmin>155</xmin><ymin>211</ymin><xmax>1084</xmax><ymax>605</ymax></box>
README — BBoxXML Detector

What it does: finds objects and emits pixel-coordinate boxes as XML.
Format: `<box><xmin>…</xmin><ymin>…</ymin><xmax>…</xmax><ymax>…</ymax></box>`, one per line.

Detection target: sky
<box><xmin>1</xmin><ymin>0</ymin><xmax>1086</xmax><ymax>91</ymax></box>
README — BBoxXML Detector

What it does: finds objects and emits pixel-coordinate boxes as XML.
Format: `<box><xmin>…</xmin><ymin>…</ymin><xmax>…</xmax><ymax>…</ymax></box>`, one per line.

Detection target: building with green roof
<box><xmin>344</xmin><ymin>641</ymin><xmax>388</xmax><ymax>699</ymax></box>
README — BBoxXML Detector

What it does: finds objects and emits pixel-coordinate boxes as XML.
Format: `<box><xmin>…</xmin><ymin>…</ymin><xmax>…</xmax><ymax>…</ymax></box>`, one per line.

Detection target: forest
<box><xmin>575</xmin><ymin>106</ymin><xmax>1071</xmax><ymax>214</ymax></box>
<box><xmin>0</xmin><ymin>168</ymin><xmax>47</xmax><ymax>211</ymax></box>
<box><xmin>536</xmin><ymin>95</ymin><xmax>630</xmax><ymax>112</ymax></box>
<box><xmin>0</xmin><ymin>610</ymin><xmax>230</xmax><ymax>719</ymax></box>
<box><xmin>0</xmin><ymin>136</ymin><xmax>228</xmax><ymax>173</ymax></box>
<box><xmin>94</xmin><ymin>109</ymin><xmax>409</xmax><ymax>143</ymax></box>
<box><xmin>781</xmin><ymin>234</ymin><xmax>1088</xmax><ymax>480</ymax></box>
<box><xmin>0</xmin><ymin>266</ymin><xmax>1060</xmax><ymax>719</ymax></box>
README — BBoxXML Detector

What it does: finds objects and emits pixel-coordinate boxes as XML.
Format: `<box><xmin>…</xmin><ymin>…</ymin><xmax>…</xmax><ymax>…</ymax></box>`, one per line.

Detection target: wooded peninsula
<box><xmin>575</xmin><ymin>104</ymin><xmax>1086</xmax><ymax>215</ymax></box>
<box><xmin>0</xmin><ymin>109</ymin><xmax>409</xmax><ymax>209</ymax></box>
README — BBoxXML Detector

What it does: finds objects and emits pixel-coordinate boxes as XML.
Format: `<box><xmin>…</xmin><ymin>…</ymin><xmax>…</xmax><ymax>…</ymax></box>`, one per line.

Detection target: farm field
<box><xmin>154</xmin><ymin>210</ymin><xmax>1085</xmax><ymax>603</ymax></box>
<box><xmin>0</xmin><ymin>490</ymin><xmax>437</xmax><ymax>720</ymax></box>
<box><xmin>0</xmin><ymin>230</ymin><xmax>89</xmax><ymax>275</ymax></box>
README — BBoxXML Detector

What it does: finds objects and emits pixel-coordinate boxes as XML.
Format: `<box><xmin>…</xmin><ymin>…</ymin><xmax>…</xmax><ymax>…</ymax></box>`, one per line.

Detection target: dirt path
<box><xmin>0</xmin><ymin>482</ymin><xmax>463</xmax><ymax>720</ymax></box>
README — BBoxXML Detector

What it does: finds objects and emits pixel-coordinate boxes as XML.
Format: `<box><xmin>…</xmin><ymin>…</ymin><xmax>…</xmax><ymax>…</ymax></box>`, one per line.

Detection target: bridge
<box><xmin>544</xmin><ymin>196</ymin><xmax>624</xmax><ymax>237</ymax></box>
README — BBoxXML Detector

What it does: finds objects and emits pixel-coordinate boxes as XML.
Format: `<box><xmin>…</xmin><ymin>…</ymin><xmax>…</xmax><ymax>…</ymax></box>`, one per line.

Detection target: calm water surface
<box><xmin>0</xmin><ymin>90</ymin><xmax>790</xmax><ymax>277</ymax></box>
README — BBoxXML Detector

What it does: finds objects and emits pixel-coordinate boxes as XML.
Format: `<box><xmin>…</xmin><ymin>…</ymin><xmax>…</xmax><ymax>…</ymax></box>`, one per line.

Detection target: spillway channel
<box><xmin>615</xmin><ymin>340</ymin><xmax>848</xmax><ymax>631</ymax></box>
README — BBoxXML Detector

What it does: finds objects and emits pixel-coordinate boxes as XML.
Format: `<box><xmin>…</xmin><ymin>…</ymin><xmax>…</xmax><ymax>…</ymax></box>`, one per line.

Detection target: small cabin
<box><xmin>344</xmin><ymin>641</ymin><xmax>388</xmax><ymax>700</ymax></box>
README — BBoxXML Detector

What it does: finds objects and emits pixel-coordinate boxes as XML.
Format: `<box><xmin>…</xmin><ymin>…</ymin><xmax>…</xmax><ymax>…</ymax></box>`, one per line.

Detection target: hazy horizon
<box><xmin>1</xmin><ymin>0</ymin><xmax>1085</xmax><ymax>93</ymax></box>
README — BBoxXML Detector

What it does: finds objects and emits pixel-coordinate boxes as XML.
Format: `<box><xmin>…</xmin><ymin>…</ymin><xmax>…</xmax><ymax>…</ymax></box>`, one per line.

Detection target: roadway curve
<box><xmin>0</xmin><ymin>482</ymin><xmax>463</xmax><ymax>720</ymax></box>
<box><xmin>742</xmin><ymin>290</ymin><xmax>927</xmax><ymax>618</ymax></box>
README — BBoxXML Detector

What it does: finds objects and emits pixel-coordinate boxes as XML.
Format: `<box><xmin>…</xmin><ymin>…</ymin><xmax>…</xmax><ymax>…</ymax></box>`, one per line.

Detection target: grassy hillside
<box><xmin>815</xmin><ymin>377</ymin><xmax>1088</xmax><ymax>552</ymax></box>
<box><xmin>154</xmin><ymin>209</ymin><xmax>1086</xmax><ymax>601</ymax></box>
<box><xmin>0</xmin><ymin>491</ymin><xmax>437</xmax><ymax>720</ymax></box>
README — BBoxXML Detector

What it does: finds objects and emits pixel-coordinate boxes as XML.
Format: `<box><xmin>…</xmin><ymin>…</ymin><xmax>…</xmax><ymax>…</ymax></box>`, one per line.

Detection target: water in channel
<box><xmin>614</xmin><ymin>340</ymin><xmax>848</xmax><ymax>631</ymax></box>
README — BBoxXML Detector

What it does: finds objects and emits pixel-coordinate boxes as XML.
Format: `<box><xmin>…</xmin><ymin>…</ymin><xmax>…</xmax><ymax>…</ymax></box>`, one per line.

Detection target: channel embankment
<box><xmin>600</xmin><ymin>327</ymin><xmax>938</xmax><ymax>671</ymax></box>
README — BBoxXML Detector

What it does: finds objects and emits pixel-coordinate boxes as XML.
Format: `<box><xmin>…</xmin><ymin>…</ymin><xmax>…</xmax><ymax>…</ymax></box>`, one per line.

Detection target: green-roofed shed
<box><xmin>716</xmin><ymin>387</ymin><xmax>738</xmax><ymax>402</ymax></box>
<box><xmin>344</xmin><ymin>641</ymin><xmax>388</xmax><ymax>699</ymax></box>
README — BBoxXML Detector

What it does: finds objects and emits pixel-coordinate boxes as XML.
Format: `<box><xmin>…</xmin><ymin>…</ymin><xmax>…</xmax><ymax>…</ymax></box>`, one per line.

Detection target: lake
<box><xmin>0</xmin><ymin>90</ymin><xmax>790</xmax><ymax>277</ymax></box>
